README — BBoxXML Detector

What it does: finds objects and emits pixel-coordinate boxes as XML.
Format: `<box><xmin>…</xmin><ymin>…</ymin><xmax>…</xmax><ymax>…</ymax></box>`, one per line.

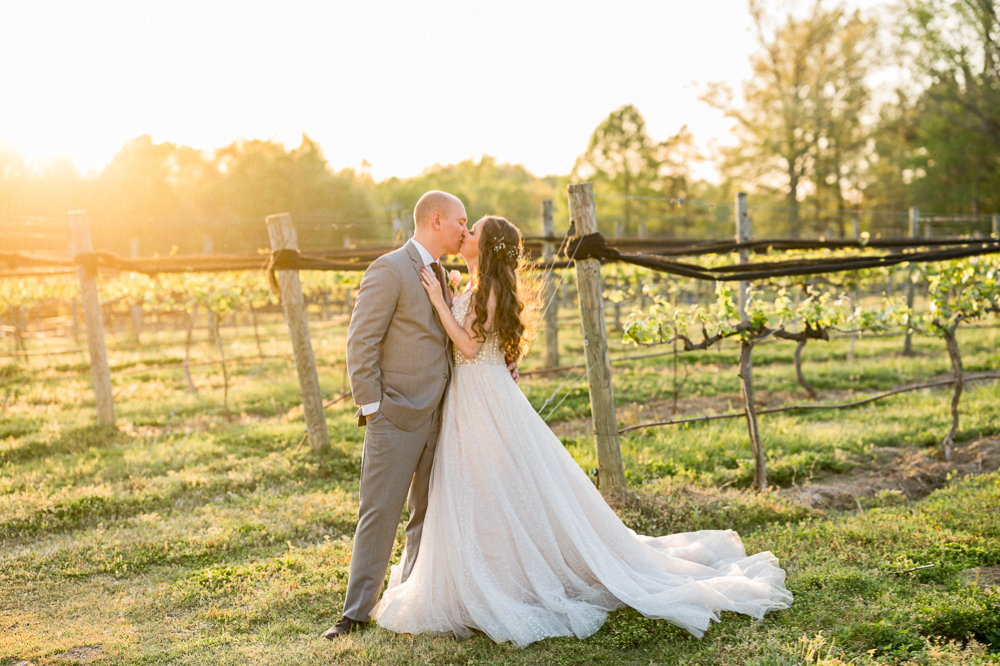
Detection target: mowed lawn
<box><xmin>2</xmin><ymin>307</ymin><xmax>999</xmax><ymax>665</ymax></box>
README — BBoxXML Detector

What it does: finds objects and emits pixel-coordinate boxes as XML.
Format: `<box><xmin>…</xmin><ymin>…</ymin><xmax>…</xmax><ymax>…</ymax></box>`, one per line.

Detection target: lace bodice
<box><xmin>450</xmin><ymin>290</ymin><xmax>507</xmax><ymax>367</ymax></box>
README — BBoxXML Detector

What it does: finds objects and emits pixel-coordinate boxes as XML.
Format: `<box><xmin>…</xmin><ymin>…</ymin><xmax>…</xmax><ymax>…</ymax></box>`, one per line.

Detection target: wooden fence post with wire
<box><xmin>542</xmin><ymin>200</ymin><xmax>559</xmax><ymax>368</ymax></box>
<box><xmin>567</xmin><ymin>183</ymin><xmax>627</xmax><ymax>497</ymax></box>
<box><xmin>904</xmin><ymin>207</ymin><xmax>919</xmax><ymax>355</ymax></box>
<box><xmin>849</xmin><ymin>214</ymin><xmax>861</xmax><ymax>363</ymax></box>
<box><xmin>204</xmin><ymin>233</ymin><xmax>216</xmax><ymax>342</ymax></box>
<box><xmin>734</xmin><ymin>192</ymin><xmax>767</xmax><ymax>491</ymax></box>
<box><xmin>129</xmin><ymin>237</ymin><xmax>143</xmax><ymax>342</ymax></box>
<box><xmin>735</xmin><ymin>192</ymin><xmax>751</xmax><ymax>320</ymax></box>
<box><xmin>265</xmin><ymin>213</ymin><xmax>330</xmax><ymax>454</ymax></box>
<box><xmin>69</xmin><ymin>210</ymin><xmax>116</xmax><ymax>426</ymax></box>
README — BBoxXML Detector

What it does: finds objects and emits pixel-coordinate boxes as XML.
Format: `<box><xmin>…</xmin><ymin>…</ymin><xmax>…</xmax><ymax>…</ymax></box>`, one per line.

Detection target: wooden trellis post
<box><xmin>735</xmin><ymin>192</ymin><xmax>751</xmax><ymax>321</ymax></box>
<box><xmin>204</xmin><ymin>234</ymin><xmax>217</xmax><ymax>342</ymax></box>
<box><xmin>904</xmin><ymin>207</ymin><xmax>919</xmax><ymax>355</ymax></box>
<box><xmin>567</xmin><ymin>183</ymin><xmax>626</xmax><ymax>497</ymax></box>
<box><xmin>129</xmin><ymin>237</ymin><xmax>143</xmax><ymax>341</ymax></box>
<box><xmin>542</xmin><ymin>200</ymin><xmax>559</xmax><ymax>368</ymax></box>
<box><xmin>992</xmin><ymin>213</ymin><xmax>998</xmax><ymax>239</ymax></box>
<box><xmin>734</xmin><ymin>192</ymin><xmax>766</xmax><ymax>491</ymax></box>
<box><xmin>69</xmin><ymin>210</ymin><xmax>115</xmax><ymax>426</ymax></box>
<box><xmin>266</xmin><ymin>213</ymin><xmax>330</xmax><ymax>453</ymax></box>
<box><xmin>849</xmin><ymin>214</ymin><xmax>861</xmax><ymax>363</ymax></box>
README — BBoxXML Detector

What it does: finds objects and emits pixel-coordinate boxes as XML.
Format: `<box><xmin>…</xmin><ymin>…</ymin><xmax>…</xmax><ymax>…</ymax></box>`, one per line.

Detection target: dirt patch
<box><xmin>960</xmin><ymin>565</ymin><xmax>1000</xmax><ymax>589</ymax></box>
<box><xmin>958</xmin><ymin>566</ymin><xmax>1000</xmax><ymax>590</ymax></box>
<box><xmin>783</xmin><ymin>437</ymin><xmax>1000</xmax><ymax>510</ymax></box>
<box><xmin>551</xmin><ymin>388</ymin><xmax>999</xmax><ymax>512</ymax></box>
<box><xmin>54</xmin><ymin>645</ymin><xmax>102</xmax><ymax>662</ymax></box>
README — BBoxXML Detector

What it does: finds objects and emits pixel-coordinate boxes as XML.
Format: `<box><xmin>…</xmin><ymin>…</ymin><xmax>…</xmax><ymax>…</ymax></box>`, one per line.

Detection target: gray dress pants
<box><xmin>341</xmin><ymin>408</ymin><xmax>440</xmax><ymax>621</ymax></box>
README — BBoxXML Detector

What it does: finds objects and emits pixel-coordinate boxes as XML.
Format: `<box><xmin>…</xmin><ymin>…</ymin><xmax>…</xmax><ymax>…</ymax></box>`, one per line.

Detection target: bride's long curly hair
<box><xmin>470</xmin><ymin>216</ymin><xmax>539</xmax><ymax>363</ymax></box>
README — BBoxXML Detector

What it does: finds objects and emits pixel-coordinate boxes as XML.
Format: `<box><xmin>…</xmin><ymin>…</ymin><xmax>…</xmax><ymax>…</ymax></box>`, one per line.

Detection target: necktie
<box><xmin>429</xmin><ymin>261</ymin><xmax>452</xmax><ymax>307</ymax></box>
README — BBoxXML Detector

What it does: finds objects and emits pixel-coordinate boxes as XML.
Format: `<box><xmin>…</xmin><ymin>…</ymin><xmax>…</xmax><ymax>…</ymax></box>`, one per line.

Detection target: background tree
<box><xmin>572</xmin><ymin>105</ymin><xmax>701</xmax><ymax>237</ymax></box>
<box><xmin>375</xmin><ymin>156</ymin><xmax>555</xmax><ymax>238</ymax></box>
<box><xmin>876</xmin><ymin>0</ymin><xmax>1000</xmax><ymax>222</ymax></box>
<box><xmin>702</xmin><ymin>0</ymin><xmax>878</xmax><ymax>237</ymax></box>
<box><xmin>572</xmin><ymin>105</ymin><xmax>662</xmax><ymax>235</ymax></box>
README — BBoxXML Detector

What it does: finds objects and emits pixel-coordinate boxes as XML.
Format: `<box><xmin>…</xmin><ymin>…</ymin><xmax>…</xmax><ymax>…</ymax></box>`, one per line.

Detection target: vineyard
<box><xmin>2</xmin><ymin>192</ymin><xmax>1000</xmax><ymax>665</ymax></box>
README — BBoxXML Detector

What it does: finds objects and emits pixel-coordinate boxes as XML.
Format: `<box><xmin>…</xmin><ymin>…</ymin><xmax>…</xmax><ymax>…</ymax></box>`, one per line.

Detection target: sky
<box><xmin>0</xmin><ymin>0</ymin><xmax>888</xmax><ymax>182</ymax></box>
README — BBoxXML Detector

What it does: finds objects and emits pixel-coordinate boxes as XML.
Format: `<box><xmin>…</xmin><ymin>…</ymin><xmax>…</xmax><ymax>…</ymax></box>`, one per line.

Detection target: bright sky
<box><xmin>0</xmin><ymin>0</ymin><xmax>887</xmax><ymax>182</ymax></box>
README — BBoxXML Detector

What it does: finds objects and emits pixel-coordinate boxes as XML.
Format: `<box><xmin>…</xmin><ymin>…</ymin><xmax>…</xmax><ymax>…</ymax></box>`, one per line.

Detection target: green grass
<box><xmin>1</xmin><ymin>306</ymin><xmax>998</xmax><ymax>664</ymax></box>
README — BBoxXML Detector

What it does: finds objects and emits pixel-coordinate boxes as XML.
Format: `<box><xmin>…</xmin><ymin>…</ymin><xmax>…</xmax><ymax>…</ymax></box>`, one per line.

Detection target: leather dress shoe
<box><xmin>323</xmin><ymin>615</ymin><xmax>364</xmax><ymax>640</ymax></box>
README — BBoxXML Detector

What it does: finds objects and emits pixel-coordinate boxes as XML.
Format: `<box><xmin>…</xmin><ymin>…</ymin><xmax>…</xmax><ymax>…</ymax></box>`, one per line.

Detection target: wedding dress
<box><xmin>370</xmin><ymin>291</ymin><xmax>792</xmax><ymax>647</ymax></box>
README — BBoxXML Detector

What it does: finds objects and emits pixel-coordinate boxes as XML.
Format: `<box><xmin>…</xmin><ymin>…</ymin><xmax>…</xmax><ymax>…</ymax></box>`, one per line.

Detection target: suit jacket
<box><xmin>347</xmin><ymin>242</ymin><xmax>453</xmax><ymax>432</ymax></box>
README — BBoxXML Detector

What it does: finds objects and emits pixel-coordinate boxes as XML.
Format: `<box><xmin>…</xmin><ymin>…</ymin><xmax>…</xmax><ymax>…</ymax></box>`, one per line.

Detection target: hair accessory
<box><xmin>491</xmin><ymin>238</ymin><xmax>519</xmax><ymax>263</ymax></box>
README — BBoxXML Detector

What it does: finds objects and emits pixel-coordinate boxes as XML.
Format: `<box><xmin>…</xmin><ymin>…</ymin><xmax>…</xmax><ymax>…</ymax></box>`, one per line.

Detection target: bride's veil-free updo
<box><xmin>470</xmin><ymin>216</ymin><xmax>538</xmax><ymax>363</ymax></box>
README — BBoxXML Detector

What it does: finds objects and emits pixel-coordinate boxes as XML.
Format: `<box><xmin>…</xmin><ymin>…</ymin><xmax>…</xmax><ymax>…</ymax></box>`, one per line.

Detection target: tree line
<box><xmin>0</xmin><ymin>135</ymin><xmax>558</xmax><ymax>256</ymax></box>
<box><xmin>1</xmin><ymin>0</ymin><xmax>997</xmax><ymax>254</ymax></box>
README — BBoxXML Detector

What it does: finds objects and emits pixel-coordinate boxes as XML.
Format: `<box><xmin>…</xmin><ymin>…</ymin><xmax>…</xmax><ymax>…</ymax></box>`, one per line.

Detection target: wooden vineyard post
<box><xmin>542</xmin><ymin>200</ymin><xmax>559</xmax><ymax>368</ymax></box>
<box><xmin>611</xmin><ymin>221</ymin><xmax>623</xmax><ymax>331</ymax></box>
<box><xmin>739</xmin><ymin>339</ymin><xmax>767</xmax><ymax>491</ymax></box>
<box><xmin>735</xmin><ymin>192</ymin><xmax>751</xmax><ymax>320</ymax></box>
<box><xmin>266</xmin><ymin>213</ymin><xmax>330</xmax><ymax>453</ymax></box>
<box><xmin>129</xmin><ymin>237</ymin><xmax>143</xmax><ymax>341</ymax></box>
<box><xmin>993</xmin><ymin>213</ymin><xmax>999</xmax><ymax>239</ymax></box>
<box><xmin>567</xmin><ymin>183</ymin><xmax>627</xmax><ymax>497</ymax></box>
<box><xmin>849</xmin><ymin>214</ymin><xmax>861</xmax><ymax>363</ymax></box>
<box><xmin>69</xmin><ymin>210</ymin><xmax>116</xmax><ymax>426</ymax></box>
<box><xmin>638</xmin><ymin>223</ymin><xmax>648</xmax><ymax>308</ymax></box>
<box><xmin>734</xmin><ymin>192</ymin><xmax>767</xmax><ymax>491</ymax></box>
<box><xmin>204</xmin><ymin>234</ymin><xmax>216</xmax><ymax>343</ymax></box>
<box><xmin>904</xmin><ymin>207</ymin><xmax>919</xmax><ymax>355</ymax></box>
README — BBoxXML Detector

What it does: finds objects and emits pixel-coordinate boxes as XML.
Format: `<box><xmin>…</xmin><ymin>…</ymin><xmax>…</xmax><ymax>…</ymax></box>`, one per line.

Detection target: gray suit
<box><xmin>342</xmin><ymin>241</ymin><xmax>452</xmax><ymax>621</ymax></box>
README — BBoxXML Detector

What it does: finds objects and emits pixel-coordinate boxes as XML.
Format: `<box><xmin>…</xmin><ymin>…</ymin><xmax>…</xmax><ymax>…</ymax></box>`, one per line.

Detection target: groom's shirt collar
<box><xmin>408</xmin><ymin>238</ymin><xmax>439</xmax><ymax>266</ymax></box>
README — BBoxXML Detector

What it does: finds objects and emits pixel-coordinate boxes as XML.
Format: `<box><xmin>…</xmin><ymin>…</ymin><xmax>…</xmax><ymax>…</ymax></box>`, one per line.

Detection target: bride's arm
<box><xmin>419</xmin><ymin>267</ymin><xmax>495</xmax><ymax>360</ymax></box>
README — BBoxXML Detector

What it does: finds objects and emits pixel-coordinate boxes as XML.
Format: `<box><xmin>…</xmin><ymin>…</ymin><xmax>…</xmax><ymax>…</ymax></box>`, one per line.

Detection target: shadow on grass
<box><xmin>0</xmin><ymin>424</ymin><xmax>123</xmax><ymax>464</ymax></box>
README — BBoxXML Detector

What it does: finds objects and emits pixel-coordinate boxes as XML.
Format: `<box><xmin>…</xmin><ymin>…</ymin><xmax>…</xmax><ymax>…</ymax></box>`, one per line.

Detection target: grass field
<box><xmin>1</xmin><ymin>300</ymin><xmax>999</xmax><ymax>665</ymax></box>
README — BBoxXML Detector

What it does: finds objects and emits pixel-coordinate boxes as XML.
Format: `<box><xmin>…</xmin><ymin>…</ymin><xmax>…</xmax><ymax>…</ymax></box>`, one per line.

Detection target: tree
<box><xmin>376</xmin><ymin>156</ymin><xmax>555</xmax><ymax>238</ymax></box>
<box><xmin>213</xmin><ymin>135</ymin><xmax>378</xmax><ymax>250</ymax></box>
<box><xmin>572</xmin><ymin>105</ymin><xmax>699</xmax><ymax>237</ymax></box>
<box><xmin>899</xmin><ymin>0</ymin><xmax>1000</xmax><ymax>152</ymax></box>
<box><xmin>702</xmin><ymin>0</ymin><xmax>878</xmax><ymax>237</ymax></box>
<box><xmin>863</xmin><ymin>91</ymin><xmax>917</xmax><ymax>216</ymax></box>
<box><xmin>880</xmin><ymin>0</ymin><xmax>1000</xmax><ymax>218</ymax></box>
<box><xmin>573</xmin><ymin>105</ymin><xmax>661</xmax><ymax>234</ymax></box>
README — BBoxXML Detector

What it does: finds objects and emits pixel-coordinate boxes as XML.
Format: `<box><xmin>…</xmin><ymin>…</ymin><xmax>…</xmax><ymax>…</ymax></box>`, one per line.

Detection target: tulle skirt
<box><xmin>370</xmin><ymin>364</ymin><xmax>792</xmax><ymax>647</ymax></box>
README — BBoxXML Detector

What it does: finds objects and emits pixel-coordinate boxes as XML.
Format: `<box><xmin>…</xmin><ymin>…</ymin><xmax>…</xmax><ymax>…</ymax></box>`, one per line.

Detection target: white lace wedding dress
<box><xmin>370</xmin><ymin>291</ymin><xmax>792</xmax><ymax>647</ymax></box>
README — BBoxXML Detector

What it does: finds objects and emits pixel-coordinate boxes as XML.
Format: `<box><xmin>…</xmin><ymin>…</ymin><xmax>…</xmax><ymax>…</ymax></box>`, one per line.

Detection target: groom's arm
<box><xmin>346</xmin><ymin>259</ymin><xmax>401</xmax><ymax>409</ymax></box>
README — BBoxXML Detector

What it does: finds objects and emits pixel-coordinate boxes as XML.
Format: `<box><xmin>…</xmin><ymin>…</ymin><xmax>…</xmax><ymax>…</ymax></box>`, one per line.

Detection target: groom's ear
<box><xmin>430</xmin><ymin>212</ymin><xmax>442</xmax><ymax>230</ymax></box>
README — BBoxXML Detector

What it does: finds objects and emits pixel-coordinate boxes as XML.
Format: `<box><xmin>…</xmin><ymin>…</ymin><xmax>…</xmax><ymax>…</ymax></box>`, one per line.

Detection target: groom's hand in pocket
<box><xmin>506</xmin><ymin>355</ymin><xmax>519</xmax><ymax>383</ymax></box>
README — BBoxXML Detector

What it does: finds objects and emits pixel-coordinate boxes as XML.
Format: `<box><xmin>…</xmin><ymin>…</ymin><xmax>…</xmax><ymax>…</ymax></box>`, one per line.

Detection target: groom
<box><xmin>325</xmin><ymin>191</ymin><xmax>493</xmax><ymax>639</ymax></box>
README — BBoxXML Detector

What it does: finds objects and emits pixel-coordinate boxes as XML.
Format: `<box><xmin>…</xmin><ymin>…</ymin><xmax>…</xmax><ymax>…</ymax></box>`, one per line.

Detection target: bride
<box><xmin>370</xmin><ymin>215</ymin><xmax>792</xmax><ymax>647</ymax></box>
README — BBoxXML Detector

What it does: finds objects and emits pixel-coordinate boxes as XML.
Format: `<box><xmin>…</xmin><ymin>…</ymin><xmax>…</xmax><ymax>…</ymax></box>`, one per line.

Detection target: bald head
<box><xmin>411</xmin><ymin>190</ymin><xmax>468</xmax><ymax>257</ymax></box>
<box><xmin>414</xmin><ymin>190</ymin><xmax>464</xmax><ymax>229</ymax></box>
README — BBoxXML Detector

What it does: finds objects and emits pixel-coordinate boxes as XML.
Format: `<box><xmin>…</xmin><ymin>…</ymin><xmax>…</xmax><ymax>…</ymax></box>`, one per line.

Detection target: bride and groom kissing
<box><xmin>323</xmin><ymin>190</ymin><xmax>792</xmax><ymax>648</ymax></box>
